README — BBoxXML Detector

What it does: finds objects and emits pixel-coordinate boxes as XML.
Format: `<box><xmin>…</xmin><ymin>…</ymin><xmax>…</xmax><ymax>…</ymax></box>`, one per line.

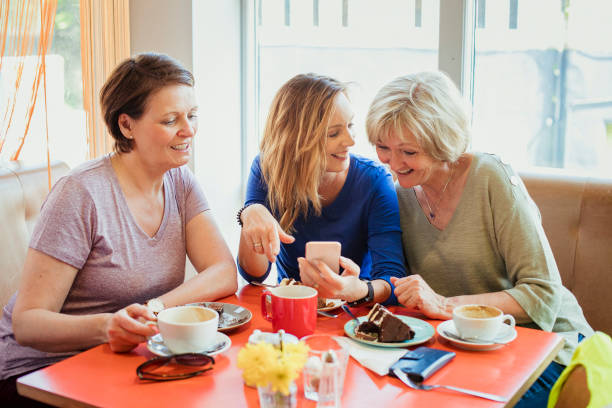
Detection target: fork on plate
<box><xmin>249</xmin><ymin>281</ymin><xmax>277</xmax><ymax>288</ymax></box>
<box><xmin>317</xmin><ymin>310</ymin><xmax>339</xmax><ymax>318</ymax></box>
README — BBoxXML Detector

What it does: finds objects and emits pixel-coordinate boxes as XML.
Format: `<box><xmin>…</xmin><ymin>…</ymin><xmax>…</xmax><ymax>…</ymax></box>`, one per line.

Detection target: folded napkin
<box><xmin>335</xmin><ymin>337</ymin><xmax>406</xmax><ymax>376</ymax></box>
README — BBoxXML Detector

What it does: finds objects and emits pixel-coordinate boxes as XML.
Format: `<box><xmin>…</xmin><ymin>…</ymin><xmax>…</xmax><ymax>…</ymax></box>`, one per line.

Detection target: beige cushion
<box><xmin>521</xmin><ymin>171</ymin><xmax>612</xmax><ymax>335</ymax></box>
<box><xmin>0</xmin><ymin>162</ymin><xmax>69</xmax><ymax>308</ymax></box>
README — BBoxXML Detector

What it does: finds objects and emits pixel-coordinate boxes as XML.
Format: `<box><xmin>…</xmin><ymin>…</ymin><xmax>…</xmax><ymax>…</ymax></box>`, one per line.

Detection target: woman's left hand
<box><xmin>298</xmin><ymin>256</ymin><xmax>362</xmax><ymax>301</ymax></box>
<box><xmin>391</xmin><ymin>275</ymin><xmax>452</xmax><ymax>320</ymax></box>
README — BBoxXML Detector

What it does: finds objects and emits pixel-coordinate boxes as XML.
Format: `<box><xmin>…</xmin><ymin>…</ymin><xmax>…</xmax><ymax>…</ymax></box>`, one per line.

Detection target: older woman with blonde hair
<box><xmin>237</xmin><ymin>73</ymin><xmax>405</xmax><ymax>306</ymax></box>
<box><xmin>366</xmin><ymin>70</ymin><xmax>593</xmax><ymax>407</ymax></box>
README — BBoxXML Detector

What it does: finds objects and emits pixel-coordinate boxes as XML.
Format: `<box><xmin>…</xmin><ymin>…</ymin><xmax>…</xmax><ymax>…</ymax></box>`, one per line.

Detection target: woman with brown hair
<box><xmin>237</xmin><ymin>73</ymin><xmax>405</xmax><ymax>306</ymax></box>
<box><xmin>0</xmin><ymin>53</ymin><xmax>237</xmax><ymax>405</ymax></box>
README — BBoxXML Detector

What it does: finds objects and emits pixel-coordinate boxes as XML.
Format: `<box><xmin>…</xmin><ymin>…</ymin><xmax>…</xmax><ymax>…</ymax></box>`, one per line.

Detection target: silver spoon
<box><xmin>393</xmin><ymin>368</ymin><xmax>507</xmax><ymax>402</ymax></box>
<box><xmin>442</xmin><ymin>330</ymin><xmax>505</xmax><ymax>345</ymax></box>
<box><xmin>203</xmin><ymin>340</ymin><xmax>226</xmax><ymax>354</ymax></box>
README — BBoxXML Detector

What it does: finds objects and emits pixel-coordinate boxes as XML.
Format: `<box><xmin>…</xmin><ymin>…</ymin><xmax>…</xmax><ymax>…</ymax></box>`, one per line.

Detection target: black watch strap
<box><xmin>347</xmin><ymin>280</ymin><xmax>374</xmax><ymax>307</ymax></box>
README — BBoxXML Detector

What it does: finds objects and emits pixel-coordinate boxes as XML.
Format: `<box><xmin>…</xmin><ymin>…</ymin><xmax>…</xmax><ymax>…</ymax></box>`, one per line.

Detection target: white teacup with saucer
<box><xmin>437</xmin><ymin>319</ymin><xmax>517</xmax><ymax>351</ymax></box>
<box><xmin>146</xmin><ymin>305</ymin><xmax>231</xmax><ymax>356</ymax></box>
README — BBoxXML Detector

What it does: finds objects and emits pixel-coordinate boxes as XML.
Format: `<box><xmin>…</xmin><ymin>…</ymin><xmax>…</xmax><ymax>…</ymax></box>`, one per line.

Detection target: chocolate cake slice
<box><xmin>354</xmin><ymin>303</ymin><xmax>415</xmax><ymax>342</ymax></box>
<box><xmin>353</xmin><ymin>321</ymin><xmax>379</xmax><ymax>341</ymax></box>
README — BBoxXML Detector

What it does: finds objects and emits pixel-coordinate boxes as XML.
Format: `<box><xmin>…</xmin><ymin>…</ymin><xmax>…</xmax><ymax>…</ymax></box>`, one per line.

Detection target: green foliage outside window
<box><xmin>50</xmin><ymin>0</ymin><xmax>82</xmax><ymax>109</ymax></box>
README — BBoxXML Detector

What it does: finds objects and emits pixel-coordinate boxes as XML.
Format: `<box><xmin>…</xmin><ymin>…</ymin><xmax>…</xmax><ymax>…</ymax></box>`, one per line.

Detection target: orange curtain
<box><xmin>0</xmin><ymin>0</ymin><xmax>57</xmax><ymax>182</ymax></box>
<box><xmin>80</xmin><ymin>0</ymin><xmax>130</xmax><ymax>159</ymax></box>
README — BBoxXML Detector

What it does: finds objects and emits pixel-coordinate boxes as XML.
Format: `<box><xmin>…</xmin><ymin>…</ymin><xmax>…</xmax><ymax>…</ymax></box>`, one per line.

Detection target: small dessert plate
<box><xmin>437</xmin><ymin>320</ymin><xmax>517</xmax><ymax>351</ymax></box>
<box><xmin>344</xmin><ymin>315</ymin><xmax>435</xmax><ymax>348</ymax></box>
<box><xmin>247</xmin><ymin>329</ymin><xmax>299</xmax><ymax>345</ymax></box>
<box><xmin>147</xmin><ymin>332</ymin><xmax>232</xmax><ymax>357</ymax></box>
<box><xmin>318</xmin><ymin>299</ymin><xmax>346</xmax><ymax>312</ymax></box>
<box><xmin>187</xmin><ymin>302</ymin><xmax>252</xmax><ymax>332</ymax></box>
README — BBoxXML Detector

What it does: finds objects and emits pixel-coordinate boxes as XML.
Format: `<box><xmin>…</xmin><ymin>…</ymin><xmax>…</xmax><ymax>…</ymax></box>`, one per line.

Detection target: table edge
<box><xmin>17</xmin><ymin>379</ymin><xmax>97</xmax><ymax>408</ymax></box>
<box><xmin>505</xmin><ymin>335</ymin><xmax>565</xmax><ymax>408</ymax></box>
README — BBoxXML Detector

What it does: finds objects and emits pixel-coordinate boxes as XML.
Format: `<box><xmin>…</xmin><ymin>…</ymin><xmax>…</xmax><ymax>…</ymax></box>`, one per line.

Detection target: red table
<box><xmin>17</xmin><ymin>285</ymin><xmax>563</xmax><ymax>407</ymax></box>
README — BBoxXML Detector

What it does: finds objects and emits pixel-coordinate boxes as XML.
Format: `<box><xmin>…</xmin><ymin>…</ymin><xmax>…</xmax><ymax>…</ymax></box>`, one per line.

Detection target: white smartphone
<box><xmin>305</xmin><ymin>241</ymin><xmax>341</xmax><ymax>273</ymax></box>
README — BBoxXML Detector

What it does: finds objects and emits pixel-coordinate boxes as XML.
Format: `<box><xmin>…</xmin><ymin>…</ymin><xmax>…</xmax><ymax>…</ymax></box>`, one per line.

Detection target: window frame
<box><xmin>239</xmin><ymin>0</ymin><xmax>478</xmax><ymax>189</ymax></box>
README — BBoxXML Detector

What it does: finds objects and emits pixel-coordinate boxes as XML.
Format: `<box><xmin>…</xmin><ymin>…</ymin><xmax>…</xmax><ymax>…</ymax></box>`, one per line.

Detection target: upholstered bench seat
<box><xmin>1</xmin><ymin>162</ymin><xmax>611</xmax><ymax>336</ymax></box>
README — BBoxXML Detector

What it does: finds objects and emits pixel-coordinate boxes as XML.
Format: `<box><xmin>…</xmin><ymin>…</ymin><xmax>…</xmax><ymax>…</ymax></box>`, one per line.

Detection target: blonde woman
<box><xmin>237</xmin><ymin>73</ymin><xmax>405</xmax><ymax>306</ymax></box>
<box><xmin>366</xmin><ymin>71</ymin><xmax>593</xmax><ymax>407</ymax></box>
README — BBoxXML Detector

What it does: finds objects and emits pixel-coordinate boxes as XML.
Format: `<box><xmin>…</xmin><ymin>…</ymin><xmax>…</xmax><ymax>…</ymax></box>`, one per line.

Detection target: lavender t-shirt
<box><xmin>0</xmin><ymin>155</ymin><xmax>209</xmax><ymax>379</ymax></box>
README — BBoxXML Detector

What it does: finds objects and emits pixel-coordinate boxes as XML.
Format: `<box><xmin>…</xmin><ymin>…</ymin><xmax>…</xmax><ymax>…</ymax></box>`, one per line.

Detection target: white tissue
<box><xmin>335</xmin><ymin>337</ymin><xmax>406</xmax><ymax>376</ymax></box>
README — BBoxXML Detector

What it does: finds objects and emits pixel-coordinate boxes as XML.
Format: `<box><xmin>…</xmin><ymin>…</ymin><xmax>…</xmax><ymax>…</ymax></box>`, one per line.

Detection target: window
<box><xmin>0</xmin><ymin>0</ymin><xmax>85</xmax><ymax>167</ymax></box>
<box><xmin>243</xmin><ymin>0</ymin><xmax>612</xmax><ymax>178</ymax></box>
<box><xmin>470</xmin><ymin>0</ymin><xmax>612</xmax><ymax>175</ymax></box>
<box><xmin>246</xmin><ymin>0</ymin><xmax>440</xmax><ymax>166</ymax></box>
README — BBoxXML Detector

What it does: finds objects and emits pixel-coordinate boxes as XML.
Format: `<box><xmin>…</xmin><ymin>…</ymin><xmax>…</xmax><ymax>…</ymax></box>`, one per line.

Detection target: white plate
<box><xmin>344</xmin><ymin>315</ymin><xmax>435</xmax><ymax>348</ymax></box>
<box><xmin>247</xmin><ymin>329</ymin><xmax>299</xmax><ymax>345</ymax></box>
<box><xmin>147</xmin><ymin>332</ymin><xmax>231</xmax><ymax>357</ymax></box>
<box><xmin>319</xmin><ymin>299</ymin><xmax>346</xmax><ymax>312</ymax></box>
<box><xmin>187</xmin><ymin>302</ymin><xmax>252</xmax><ymax>332</ymax></box>
<box><xmin>437</xmin><ymin>320</ymin><xmax>517</xmax><ymax>351</ymax></box>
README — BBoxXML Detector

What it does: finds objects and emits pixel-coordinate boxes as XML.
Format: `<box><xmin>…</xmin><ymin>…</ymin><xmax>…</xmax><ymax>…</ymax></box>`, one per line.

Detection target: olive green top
<box><xmin>397</xmin><ymin>152</ymin><xmax>593</xmax><ymax>365</ymax></box>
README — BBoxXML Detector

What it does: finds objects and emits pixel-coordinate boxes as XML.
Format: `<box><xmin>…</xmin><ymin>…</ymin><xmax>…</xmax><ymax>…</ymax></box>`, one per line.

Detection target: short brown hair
<box><xmin>100</xmin><ymin>53</ymin><xmax>194</xmax><ymax>153</ymax></box>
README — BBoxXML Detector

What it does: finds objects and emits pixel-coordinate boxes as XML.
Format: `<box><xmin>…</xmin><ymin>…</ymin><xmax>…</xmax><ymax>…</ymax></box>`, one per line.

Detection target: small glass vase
<box><xmin>257</xmin><ymin>381</ymin><xmax>297</xmax><ymax>408</ymax></box>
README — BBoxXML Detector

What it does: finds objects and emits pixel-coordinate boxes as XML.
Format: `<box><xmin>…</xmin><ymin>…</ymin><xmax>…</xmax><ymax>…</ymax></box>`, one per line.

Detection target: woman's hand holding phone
<box><xmin>298</xmin><ymin>247</ymin><xmax>362</xmax><ymax>300</ymax></box>
<box><xmin>305</xmin><ymin>241</ymin><xmax>341</xmax><ymax>273</ymax></box>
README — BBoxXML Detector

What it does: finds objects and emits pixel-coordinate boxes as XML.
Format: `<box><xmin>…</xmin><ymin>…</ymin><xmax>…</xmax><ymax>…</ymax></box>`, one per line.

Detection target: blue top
<box><xmin>238</xmin><ymin>154</ymin><xmax>406</xmax><ymax>305</ymax></box>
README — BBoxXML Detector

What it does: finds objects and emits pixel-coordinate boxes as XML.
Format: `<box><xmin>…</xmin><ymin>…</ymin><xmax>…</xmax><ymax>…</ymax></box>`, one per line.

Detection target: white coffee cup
<box><xmin>452</xmin><ymin>304</ymin><xmax>515</xmax><ymax>341</ymax></box>
<box><xmin>156</xmin><ymin>305</ymin><xmax>219</xmax><ymax>354</ymax></box>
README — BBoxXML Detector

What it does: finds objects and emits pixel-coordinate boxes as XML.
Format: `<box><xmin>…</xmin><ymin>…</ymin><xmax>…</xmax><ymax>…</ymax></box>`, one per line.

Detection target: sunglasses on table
<box><xmin>136</xmin><ymin>353</ymin><xmax>215</xmax><ymax>381</ymax></box>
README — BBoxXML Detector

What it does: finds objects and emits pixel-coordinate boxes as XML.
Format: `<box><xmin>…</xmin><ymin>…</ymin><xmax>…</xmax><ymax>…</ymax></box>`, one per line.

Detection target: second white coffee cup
<box><xmin>452</xmin><ymin>304</ymin><xmax>515</xmax><ymax>341</ymax></box>
<box><xmin>156</xmin><ymin>305</ymin><xmax>219</xmax><ymax>354</ymax></box>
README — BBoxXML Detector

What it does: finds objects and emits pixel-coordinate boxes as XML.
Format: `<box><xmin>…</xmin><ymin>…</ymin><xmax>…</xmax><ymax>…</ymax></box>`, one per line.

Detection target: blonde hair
<box><xmin>260</xmin><ymin>73</ymin><xmax>347</xmax><ymax>233</ymax></box>
<box><xmin>366</xmin><ymin>71</ymin><xmax>471</xmax><ymax>162</ymax></box>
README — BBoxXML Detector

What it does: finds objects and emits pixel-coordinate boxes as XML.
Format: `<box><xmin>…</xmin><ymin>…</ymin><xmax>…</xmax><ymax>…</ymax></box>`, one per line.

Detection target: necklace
<box><xmin>421</xmin><ymin>165</ymin><xmax>454</xmax><ymax>220</ymax></box>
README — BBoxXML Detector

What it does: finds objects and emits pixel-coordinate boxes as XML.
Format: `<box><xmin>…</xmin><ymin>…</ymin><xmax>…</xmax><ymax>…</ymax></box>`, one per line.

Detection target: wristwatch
<box><xmin>347</xmin><ymin>280</ymin><xmax>374</xmax><ymax>307</ymax></box>
<box><xmin>146</xmin><ymin>298</ymin><xmax>165</xmax><ymax>315</ymax></box>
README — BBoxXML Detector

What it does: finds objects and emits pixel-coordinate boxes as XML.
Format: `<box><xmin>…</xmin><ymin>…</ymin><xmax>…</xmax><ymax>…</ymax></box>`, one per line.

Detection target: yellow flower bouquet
<box><xmin>237</xmin><ymin>340</ymin><xmax>309</xmax><ymax>395</ymax></box>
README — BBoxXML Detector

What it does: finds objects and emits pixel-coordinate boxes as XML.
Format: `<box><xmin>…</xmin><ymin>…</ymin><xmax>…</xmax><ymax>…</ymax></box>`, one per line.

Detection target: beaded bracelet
<box><xmin>236</xmin><ymin>204</ymin><xmax>252</xmax><ymax>227</ymax></box>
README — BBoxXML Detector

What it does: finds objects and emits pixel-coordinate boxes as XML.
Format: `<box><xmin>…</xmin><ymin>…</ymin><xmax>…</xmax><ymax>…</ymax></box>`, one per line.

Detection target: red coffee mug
<box><xmin>260</xmin><ymin>285</ymin><xmax>317</xmax><ymax>338</ymax></box>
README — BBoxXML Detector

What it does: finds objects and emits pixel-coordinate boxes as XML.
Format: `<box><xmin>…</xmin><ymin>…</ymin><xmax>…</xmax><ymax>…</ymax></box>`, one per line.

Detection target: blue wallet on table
<box><xmin>389</xmin><ymin>346</ymin><xmax>455</xmax><ymax>382</ymax></box>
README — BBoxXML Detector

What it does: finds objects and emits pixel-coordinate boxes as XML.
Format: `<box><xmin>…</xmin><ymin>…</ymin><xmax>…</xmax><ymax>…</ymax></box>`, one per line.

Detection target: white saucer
<box><xmin>437</xmin><ymin>320</ymin><xmax>517</xmax><ymax>351</ymax></box>
<box><xmin>147</xmin><ymin>332</ymin><xmax>231</xmax><ymax>357</ymax></box>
